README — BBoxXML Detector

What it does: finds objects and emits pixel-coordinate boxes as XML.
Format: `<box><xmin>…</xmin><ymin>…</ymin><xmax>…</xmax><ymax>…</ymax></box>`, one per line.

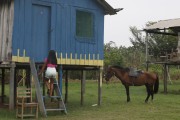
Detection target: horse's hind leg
<box><xmin>125</xmin><ymin>85</ymin><xmax>130</xmax><ymax>102</ymax></box>
<box><xmin>149</xmin><ymin>85</ymin><xmax>154</xmax><ymax>101</ymax></box>
<box><xmin>145</xmin><ymin>84</ymin><xmax>150</xmax><ymax>103</ymax></box>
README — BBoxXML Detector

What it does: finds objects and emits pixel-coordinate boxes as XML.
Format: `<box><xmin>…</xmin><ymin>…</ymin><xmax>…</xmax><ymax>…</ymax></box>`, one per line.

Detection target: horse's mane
<box><xmin>111</xmin><ymin>66</ymin><xmax>130</xmax><ymax>72</ymax></box>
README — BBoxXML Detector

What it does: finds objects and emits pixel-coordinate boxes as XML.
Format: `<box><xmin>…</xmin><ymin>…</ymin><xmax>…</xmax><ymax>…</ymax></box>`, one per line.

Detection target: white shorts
<box><xmin>45</xmin><ymin>67</ymin><xmax>57</xmax><ymax>79</ymax></box>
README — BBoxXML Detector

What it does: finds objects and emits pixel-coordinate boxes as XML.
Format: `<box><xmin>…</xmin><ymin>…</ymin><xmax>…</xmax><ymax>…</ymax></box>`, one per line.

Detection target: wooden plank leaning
<box><xmin>30</xmin><ymin>59</ymin><xmax>47</xmax><ymax>117</ymax></box>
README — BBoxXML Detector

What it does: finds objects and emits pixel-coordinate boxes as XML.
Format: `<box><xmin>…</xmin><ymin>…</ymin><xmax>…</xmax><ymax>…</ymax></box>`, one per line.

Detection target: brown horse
<box><xmin>105</xmin><ymin>66</ymin><xmax>159</xmax><ymax>103</ymax></box>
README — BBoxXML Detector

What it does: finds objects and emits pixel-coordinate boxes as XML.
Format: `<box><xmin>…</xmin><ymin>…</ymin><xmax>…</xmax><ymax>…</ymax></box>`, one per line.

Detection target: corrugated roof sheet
<box><xmin>145</xmin><ymin>18</ymin><xmax>180</xmax><ymax>30</ymax></box>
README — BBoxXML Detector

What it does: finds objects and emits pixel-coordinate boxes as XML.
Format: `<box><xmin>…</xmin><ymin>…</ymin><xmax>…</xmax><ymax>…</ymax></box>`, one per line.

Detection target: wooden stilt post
<box><xmin>163</xmin><ymin>64</ymin><xmax>168</xmax><ymax>94</ymax></box>
<box><xmin>177</xmin><ymin>32</ymin><xmax>180</xmax><ymax>53</ymax></box>
<box><xmin>14</xmin><ymin>68</ymin><xmax>17</xmax><ymax>104</ymax></box>
<box><xmin>59</xmin><ymin>65</ymin><xmax>63</xmax><ymax>93</ymax></box>
<box><xmin>65</xmin><ymin>70</ymin><xmax>68</xmax><ymax>103</ymax></box>
<box><xmin>81</xmin><ymin>70</ymin><xmax>86</xmax><ymax>105</ymax></box>
<box><xmin>26</xmin><ymin>68</ymin><xmax>31</xmax><ymax>88</ymax></box>
<box><xmin>145</xmin><ymin>32</ymin><xmax>149</xmax><ymax>71</ymax></box>
<box><xmin>1</xmin><ymin>69</ymin><xmax>5</xmax><ymax>103</ymax></box>
<box><xmin>9</xmin><ymin>62</ymin><xmax>16</xmax><ymax>110</ymax></box>
<box><xmin>98</xmin><ymin>67</ymin><xmax>103</xmax><ymax>106</ymax></box>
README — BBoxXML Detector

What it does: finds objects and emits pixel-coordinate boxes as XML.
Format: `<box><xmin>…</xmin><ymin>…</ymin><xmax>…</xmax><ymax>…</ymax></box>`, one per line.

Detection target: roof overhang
<box><xmin>143</xmin><ymin>18</ymin><xmax>180</xmax><ymax>36</ymax></box>
<box><xmin>96</xmin><ymin>0</ymin><xmax>123</xmax><ymax>15</ymax></box>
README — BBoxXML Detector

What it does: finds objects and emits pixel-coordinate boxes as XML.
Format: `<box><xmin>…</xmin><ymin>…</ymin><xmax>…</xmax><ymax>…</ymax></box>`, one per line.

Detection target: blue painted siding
<box><xmin>12</xmin><ymin>0</ymin><xmax>105</xmax><ymax>62</ymax></box>
<box><xmin>24</xmin><ymin>0</ymin><xmax>32</xmax><ymax>58</ymax></box>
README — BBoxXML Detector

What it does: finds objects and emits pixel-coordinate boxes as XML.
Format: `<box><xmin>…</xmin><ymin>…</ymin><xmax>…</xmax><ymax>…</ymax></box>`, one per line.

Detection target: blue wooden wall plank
<box><xmin>61</xmin><ymin>4</ymin><xmax>68</xmax><ymax>58</ymax></box>
<box><xmin>18</xmin><ymin>0</ymin><xmax>25</xmax><ymax>56</ymax></box>
<box><xmin>13</xmin><ymin>0</ymin><xmax>26</xmax><ymax>56</ymax></box>
<box><xmin>12</xmin><ymin>0</ymin><xmax>20</xmax><ymax>56</ymax></box>
<box><xmin>55</xmin><ymin>3</ymin><xmax>63</xmax><ymax>57</ymax></box>
<box><xmin>24</xmin><ymin>0</ymin><xmax>32</xmax><ymax>57</ymax></box>
<box><xmin>97</xmin><ymin>12</ymin><xmax>104</xmax><ymax>59</ymax></box>
<box><xmin>50</xmin><ymin>2</ymin><xmax>56</xmax><ymax>50</ymax></box>
<box><xmin>66</xmin><ymin>5</ymin><xmax>71</xmax><ymax>58</ymax></box>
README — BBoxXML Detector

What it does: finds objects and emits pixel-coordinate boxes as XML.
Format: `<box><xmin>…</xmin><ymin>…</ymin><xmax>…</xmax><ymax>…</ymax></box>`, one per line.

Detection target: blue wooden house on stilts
<box><xmin>0</xmin><ymin>0</ymin><xmax>121</xmax><ymax>116</ymax></box>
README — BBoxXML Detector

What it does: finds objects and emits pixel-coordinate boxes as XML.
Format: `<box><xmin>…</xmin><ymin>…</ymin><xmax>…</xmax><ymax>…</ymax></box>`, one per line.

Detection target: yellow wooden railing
<box><xmin>12</xmin><ymin>49</ymin><xmax>103</xmax><ymax>66</ymax></box>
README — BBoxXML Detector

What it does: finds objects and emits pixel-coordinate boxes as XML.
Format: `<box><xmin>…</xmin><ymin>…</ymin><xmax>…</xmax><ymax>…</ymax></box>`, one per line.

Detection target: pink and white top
<box><xmin>44</xmin><ymin>58</ymin><xmax>57</xmax><ymax>68</ymax></box>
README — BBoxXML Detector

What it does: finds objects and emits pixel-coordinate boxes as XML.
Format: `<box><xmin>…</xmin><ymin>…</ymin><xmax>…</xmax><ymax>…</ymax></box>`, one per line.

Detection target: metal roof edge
<box><xmin>96</xmin><ymin>0</ymin><xmax>123</xmax><ymax>15</ymax></box>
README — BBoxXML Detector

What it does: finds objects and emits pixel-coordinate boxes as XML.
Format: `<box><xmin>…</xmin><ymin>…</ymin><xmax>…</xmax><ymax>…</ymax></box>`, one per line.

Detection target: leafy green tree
<box><xmin>104</xmin><ymin>41</ymin><xmax>123</xmax><ymax>68</ymax></box>
<box><xmin>119</xmin><ymin>46</ymin><xmax>145</xmax><ymax>68</ymax></box>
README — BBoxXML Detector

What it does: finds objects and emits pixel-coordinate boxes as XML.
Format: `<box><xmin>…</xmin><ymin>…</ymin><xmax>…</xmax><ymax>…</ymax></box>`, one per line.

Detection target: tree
<box><xmin>104</xmin><ymin>41</ymin><xmax>123</xmax><ymax>68</ymax></box>
<box><xmin>119</xmin><ymin>46</ymin><xmax>145</xmax><ymax>68</ymax></box>
<box><xmin>129</xmin><ymin>26</ymin><xmax>146</xmax><ymax>53</ymax></box>
<box><xmin>104</xmin><ymin>41</ymin><xmax>145</xmax><ymax>69</ymax></box>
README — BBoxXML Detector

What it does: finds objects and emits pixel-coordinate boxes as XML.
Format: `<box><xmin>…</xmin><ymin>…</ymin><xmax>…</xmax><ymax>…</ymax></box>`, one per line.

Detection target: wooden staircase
<box><xmin>30</xmin><ymin>59</ymin><xmax>67</xmax><ymax>117</ymax></box>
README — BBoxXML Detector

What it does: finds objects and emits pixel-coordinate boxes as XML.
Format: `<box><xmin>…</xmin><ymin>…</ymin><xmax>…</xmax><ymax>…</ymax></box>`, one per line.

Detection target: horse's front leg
<box><xmin>124</xmin><ymin>85</ymin><xmax>130</xmax><ymax>102</ymax></box>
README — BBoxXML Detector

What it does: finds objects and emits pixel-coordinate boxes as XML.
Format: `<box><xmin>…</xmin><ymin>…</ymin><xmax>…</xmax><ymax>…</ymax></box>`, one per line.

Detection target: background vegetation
<box><xmin>104</xmin><ymin>22</ymin><xmax>177</xmax><ymax>69</ymax></box>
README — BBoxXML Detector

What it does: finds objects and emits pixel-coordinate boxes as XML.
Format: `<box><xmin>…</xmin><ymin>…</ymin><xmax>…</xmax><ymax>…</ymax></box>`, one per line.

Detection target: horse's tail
<box><xmin>154</xmin><ymin>74</ymin><xmax>159</xmax><ymax>94</ymax></box>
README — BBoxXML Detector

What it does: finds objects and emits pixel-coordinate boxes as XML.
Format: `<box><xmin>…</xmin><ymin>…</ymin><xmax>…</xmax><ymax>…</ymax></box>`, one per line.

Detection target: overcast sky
<box><xmin>104</xmin><ymin>0</ymin><xmax>180</xmax><ymax>47</ymax></box>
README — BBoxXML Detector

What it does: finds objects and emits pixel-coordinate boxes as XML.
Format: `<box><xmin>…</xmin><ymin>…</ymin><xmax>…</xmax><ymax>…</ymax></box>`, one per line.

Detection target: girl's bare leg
<box><xmin>45</xmin><ymin>78</ymin><xmax>50</xmax><ymax>95</ymax></box>
<box><xmin>49</xmin><ymin>78</ymin><xmax>54</xmax><ymax>96</ymax></box>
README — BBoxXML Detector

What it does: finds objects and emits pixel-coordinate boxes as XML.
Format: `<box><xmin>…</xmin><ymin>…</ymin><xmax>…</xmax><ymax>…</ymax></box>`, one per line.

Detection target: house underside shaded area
<box><xmin>0</xmin><ymin>62</ymin><xmax>103</xmax><ymax>116</ymax></box>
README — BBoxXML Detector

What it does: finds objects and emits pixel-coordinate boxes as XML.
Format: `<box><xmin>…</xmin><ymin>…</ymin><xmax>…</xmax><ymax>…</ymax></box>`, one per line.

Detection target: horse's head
<box><xmin>104</xmin><ymin>66</ymin><xmax>114</xmax><ymax>83</ymax></box>
<box><xmin>104</xmin><ymin>66</ymin><xmax>127</xmax><ymax>83</ymax></box>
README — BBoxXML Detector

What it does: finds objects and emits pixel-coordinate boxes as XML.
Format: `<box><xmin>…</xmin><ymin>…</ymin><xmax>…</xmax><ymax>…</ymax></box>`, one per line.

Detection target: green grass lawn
<box><xmin>0</xmin><ymin>80</ymin><xmax>180</xmax><ymax>120</ymax></box>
